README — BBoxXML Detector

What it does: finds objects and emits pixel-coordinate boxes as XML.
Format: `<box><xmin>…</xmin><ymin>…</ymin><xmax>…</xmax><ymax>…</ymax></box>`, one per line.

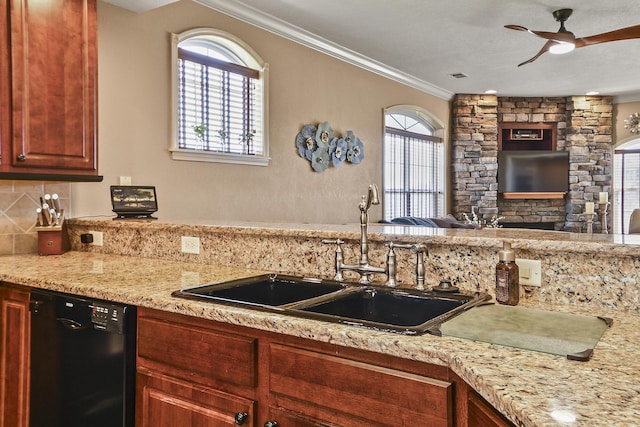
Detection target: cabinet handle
<box><xmin>264</xmin><ymin>422</ymin><xmax>279</xmax><ymax>427</ymax></box>
<box><xmin>234</xmin><ymin>412</ymin><xmax>248</xmax><ymax>425</ymax></box>
<box><xmin>17</xmin><ymin>154</ymin><xmax>26</xmax><ymax>162</ymax></box>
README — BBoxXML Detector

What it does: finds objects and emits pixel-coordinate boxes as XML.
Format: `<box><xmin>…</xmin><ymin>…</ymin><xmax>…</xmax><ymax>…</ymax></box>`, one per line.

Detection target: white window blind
<box><xmin>178</xmin><ymin>48</ymin><xmax>261</xmax><ymax>155</ymax></box>
<box><xmin>383</xmin><ymin>127</ymin><xmax>444</xmax><ymax>220</ymax></box>
<box><xmin>614</xmin><ymin>149</ymin><xmax>640</xmax><ymax>233</ymax></box>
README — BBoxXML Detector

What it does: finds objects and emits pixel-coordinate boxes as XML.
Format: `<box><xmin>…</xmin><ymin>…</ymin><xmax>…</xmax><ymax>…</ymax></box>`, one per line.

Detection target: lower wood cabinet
<box><xmin>468</xmin><ymin>390</ymin><xmax>515</xmax><ymax>427</ymax></box>
<box><xmin>0</xmin><ymin>284</ymin><xmax>30</xmax><ymax>427</ymax></box>
<box><xmin>269</xmin><ymin>343</ymin><xmax>452</xmax><ymax>426</ymax></box>
<box><xmin>136</xmin><ymin>369</ymin><xmax>256</xmax><ymax>427</ymax></box>
<box><xmin>137</xmin><ymin>308</ymin><xmax>513</xmax><ymax>427</ymax></box>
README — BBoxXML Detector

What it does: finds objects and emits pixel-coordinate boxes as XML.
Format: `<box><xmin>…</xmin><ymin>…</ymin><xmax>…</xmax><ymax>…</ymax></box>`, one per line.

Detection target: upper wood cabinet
<box><xmin>498</xmin><ymin>122</ymin><xmax>556</xmax><ymax>151</ymax></box>
<box><xmin>0</xmin><ymin>0</ymin><xmax>100</xmax><ymax>180</ymax></box>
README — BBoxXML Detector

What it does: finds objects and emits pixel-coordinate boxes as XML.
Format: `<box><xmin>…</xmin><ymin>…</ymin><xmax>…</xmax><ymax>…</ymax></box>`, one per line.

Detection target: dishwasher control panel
<box><xmin>91</xmin><ymin>303</ymin><xmax>126</xmax><ymax>333</ymax></box>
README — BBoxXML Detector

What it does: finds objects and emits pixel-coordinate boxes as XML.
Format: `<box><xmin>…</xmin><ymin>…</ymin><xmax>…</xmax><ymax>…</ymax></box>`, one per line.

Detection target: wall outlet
<box><xmin>89</xmin><ymin>231</ymin><xmax>103</xmax><ymax>246</ymax></box>
<box><xmin>515</xmin><ymin>258</ymin><xmax>542</xmax><ymax>287</ymax></box>
<box><xmin>119</xmin><ymin>176</ymin><xmax>132</xmax><ymax>186</ymax></box>
<box><xmin>181</xmin><ymin>236</ymin><xmax>200</xmax><ymax>254</ymax></box>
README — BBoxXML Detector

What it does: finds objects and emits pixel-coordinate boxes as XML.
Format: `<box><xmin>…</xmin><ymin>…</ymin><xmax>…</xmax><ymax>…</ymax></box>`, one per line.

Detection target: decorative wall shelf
<box><xmin>501</xmin><ymin>192</ymin><xmax>566</xmax><ymax>200</ymax></box>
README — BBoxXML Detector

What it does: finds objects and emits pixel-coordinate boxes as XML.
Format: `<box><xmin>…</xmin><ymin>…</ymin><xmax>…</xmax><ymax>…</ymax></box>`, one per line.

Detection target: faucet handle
<box><xmin>321</xmin><ymin>239</ymin><xmax>344</xmax><ymax>281</ymax></box>
<box><xmin>385</xmin><ymin>243</ymin><xmax>427</xmax><ymax>290</ymax></box>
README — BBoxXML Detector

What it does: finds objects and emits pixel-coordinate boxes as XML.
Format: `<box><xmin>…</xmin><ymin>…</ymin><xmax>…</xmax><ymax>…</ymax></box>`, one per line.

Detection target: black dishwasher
<box><xmin>29</xmin><ymin>289</ymin><xmax>136</xmax><ymax>427</ymax></box>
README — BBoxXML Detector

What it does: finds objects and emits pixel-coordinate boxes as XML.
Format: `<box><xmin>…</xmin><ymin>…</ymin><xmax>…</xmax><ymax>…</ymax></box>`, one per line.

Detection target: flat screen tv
<box><xmin>498</xmin><ymin>150</ymin><xmax>569</xmax><ymax>193</ymax></box>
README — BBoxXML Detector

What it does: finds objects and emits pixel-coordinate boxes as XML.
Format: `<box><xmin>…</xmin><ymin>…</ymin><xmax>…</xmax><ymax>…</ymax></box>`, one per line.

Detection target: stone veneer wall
<box><xmin>451</xmin><ymin>94</ymin><xmax>613</xmax><ymax>232</ymax></box>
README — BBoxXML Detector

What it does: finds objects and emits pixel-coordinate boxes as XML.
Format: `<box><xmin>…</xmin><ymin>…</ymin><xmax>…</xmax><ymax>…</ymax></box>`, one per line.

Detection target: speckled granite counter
<box><xmin>2</xmin><ymin>251</ymin><xmax>639</xmax><ymax>426</ymax></box>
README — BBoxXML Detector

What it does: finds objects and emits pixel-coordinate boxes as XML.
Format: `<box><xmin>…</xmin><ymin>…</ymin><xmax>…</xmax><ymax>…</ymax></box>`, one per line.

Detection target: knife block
<box><xmin>37</xmin><ymin>225</ymin><xmax>69</xmax><ymax>255</ymax></box>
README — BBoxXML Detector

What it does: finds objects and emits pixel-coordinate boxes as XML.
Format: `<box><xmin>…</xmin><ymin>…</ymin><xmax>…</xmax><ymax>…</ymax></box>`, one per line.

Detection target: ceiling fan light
<box><xmin>549</xmin><ymin>42</ymin><xmax>575</xmax><ymax>55</ymax></box>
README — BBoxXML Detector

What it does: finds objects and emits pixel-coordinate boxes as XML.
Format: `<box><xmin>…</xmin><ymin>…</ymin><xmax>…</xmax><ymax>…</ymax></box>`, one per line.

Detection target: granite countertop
<box><xmin>2</xmin><ymin>251</ymin><xmax>639</xmax><ymax>426</ymax></box>
<box><xmin>68</xmin><ymin>217</ymin><xmax>640</xmax><ymax>256</ymax></box>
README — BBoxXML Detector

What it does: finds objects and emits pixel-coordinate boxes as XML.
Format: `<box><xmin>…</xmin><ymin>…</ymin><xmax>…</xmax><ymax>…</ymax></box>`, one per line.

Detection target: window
<box><xmin>383</xmin><ymin>107</ymin><xmax>445</xmax><ymax>221</ymax></box>
<box><xmin>614</xmin><ymin>138</ymin><xmax>640</xmax><ymax>233</ymax></box>
<box><xmin>171</xmin><ymin>28</ymin><xmax>269</xmax><ymax>166</ymax></box>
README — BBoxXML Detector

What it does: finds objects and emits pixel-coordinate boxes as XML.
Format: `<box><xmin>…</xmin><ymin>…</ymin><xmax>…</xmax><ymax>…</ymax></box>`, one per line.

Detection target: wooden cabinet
<box><xmin>0</xmin><ymin>0</ymin><xmax>100</xmax><ymax>180</ymax></box>
<box><xmin>498</xmin><ymin>122</ymin><xmax>556</xmax><ymax>151</ymax></box>
<box><xmin>136</xmin><ymin>370</ymin><xmax>256</xmax><ymax>427</ymax></box>
<box><xmin>269</xmin><ymin>343</ymin><xmax>452</xmax><ymax>426</ymax></box>
<box><xmin>136</xmin><ymin>308</ymin><xmax>455</xmax><ymax>427</ymax></box>
<box><xmin>0</xmin><ymin>284</ymin><xmax>30</xmax><ymax>427</ymax></box>
<box><xmin>468</xmin><ymin>390</ymin><xmax>515</xmax><ymax>427</ymax></box>
<box><xmin>136</xmin><ymin>309</ymin><xmax>258</xmax><ymax>426</ymax></box>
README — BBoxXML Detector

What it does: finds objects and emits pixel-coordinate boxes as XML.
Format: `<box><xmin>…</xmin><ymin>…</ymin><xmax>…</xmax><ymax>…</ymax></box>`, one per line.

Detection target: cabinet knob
<box><xmin>17</xmin><ymin>153</ymin><xmax>26</xmax><ymax>162</ymax></box>
<box><xmin>264</xmin><ymin>422</ymin><xmax>279</xmax><ymax>427</ymax></box>
<box><xmin>234</xmin><ymin>412</ymin><xmax>248</xmax><ymax>425</ymax></box>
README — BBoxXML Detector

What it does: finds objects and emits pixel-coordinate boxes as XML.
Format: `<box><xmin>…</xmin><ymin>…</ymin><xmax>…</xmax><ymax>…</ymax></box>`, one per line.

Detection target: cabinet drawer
<box><xmin>137</xmin><ymin>315</ymin><xmax>257</xmax><ymax>388</ymax></box>
<box><xmin>137</xmin><ymin>369</ymin><xmax>256</xmax><ymax>427</ymax></box>
<box><xmin>269</xmin><ymin>343</ymin><xmax>453</xmax><ymax>426</ymax></box>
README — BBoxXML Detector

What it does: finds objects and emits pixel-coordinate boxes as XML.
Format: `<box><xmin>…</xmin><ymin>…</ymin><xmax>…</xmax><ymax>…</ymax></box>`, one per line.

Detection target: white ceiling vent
<box><xmin>450</xmin><ymin>73</ymin><xmax>469</xmax><ymax>79</ymax></box>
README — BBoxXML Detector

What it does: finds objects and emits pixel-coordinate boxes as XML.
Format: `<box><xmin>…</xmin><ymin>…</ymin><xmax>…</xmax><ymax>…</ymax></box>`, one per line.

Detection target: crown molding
<box><xmin>194</xmin><ymin>0</ymin><xmax>454</xmax><ymax>101</ymax></box>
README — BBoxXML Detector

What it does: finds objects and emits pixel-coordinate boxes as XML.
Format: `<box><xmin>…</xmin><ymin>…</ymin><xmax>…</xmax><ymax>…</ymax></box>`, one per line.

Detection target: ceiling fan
<box><xmin>505</xmin><ymin>8</ymin><xmax>640</xmax><ymax>66</ymax></box>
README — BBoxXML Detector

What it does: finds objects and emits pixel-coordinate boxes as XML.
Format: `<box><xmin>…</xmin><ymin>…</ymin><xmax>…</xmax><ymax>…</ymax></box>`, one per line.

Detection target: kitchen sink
<box><xmin>172</xmin><ymin>274</ymin><xmax>490</xmax><ymax>335</ymax></box>
<box><xmin>171</xmin><ymin>274</ymin><xmax>346</xmax><ymax>308</ymax></box>
<box><xmin>292</xmin><ymin>287</ymin><xmax>486</xmax><ymax>334</ymax></box>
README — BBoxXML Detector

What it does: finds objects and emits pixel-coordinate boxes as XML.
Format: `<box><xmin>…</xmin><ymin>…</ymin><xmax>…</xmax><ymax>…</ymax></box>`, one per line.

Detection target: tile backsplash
<box><xmin>0</xmin><ymin>181</ymin><xmax>71</xmax><ymax>255</ymax></box>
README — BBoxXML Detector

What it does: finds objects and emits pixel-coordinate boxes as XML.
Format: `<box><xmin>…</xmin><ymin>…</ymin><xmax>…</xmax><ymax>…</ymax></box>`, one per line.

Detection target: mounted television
<box><xmin>498</xmin><ymin>150</ymin><xmax>569</xmax><ymax>193</ymax></box>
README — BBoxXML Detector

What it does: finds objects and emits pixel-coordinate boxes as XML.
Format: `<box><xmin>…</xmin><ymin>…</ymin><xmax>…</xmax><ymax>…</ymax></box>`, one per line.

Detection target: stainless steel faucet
<box><xmin>322</xmin><ymin>184</ymin><xmax>429</xmax><ymax>287</ymax></box>
<box><xmin>322</xmin><ymin>184</ymin><xmax>385</xmax><ymax>284</ymax></box>
<box><xmin>358</xmin><ymin>184</ymin><xmax>380</xmax><ymax>269</ymax></box>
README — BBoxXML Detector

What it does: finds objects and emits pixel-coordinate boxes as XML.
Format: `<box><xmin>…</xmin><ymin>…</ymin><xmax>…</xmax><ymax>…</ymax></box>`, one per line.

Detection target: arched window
<box><xmin>383</xmin><ymin>106</ymin><xmax>445</xmax><ymax>221</ymax></box>
<box><xmin>170</xmin><ymin>28</ymin><xmax>269</xmax><ymax>166</ymax></box>
<box><xmin>614</xmin><ymin>138</ymin><xmax>640</xmax><ymax>233</ymax></box>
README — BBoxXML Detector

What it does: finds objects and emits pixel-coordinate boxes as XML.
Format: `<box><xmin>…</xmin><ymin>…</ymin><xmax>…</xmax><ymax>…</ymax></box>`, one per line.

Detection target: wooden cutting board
<box><xmin>439</xmin><ymin>304</ymin><xmax>612</xmax><ymax>361</ymax></box>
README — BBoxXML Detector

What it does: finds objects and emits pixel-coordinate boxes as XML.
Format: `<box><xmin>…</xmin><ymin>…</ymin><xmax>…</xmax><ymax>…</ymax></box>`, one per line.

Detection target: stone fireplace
<box><xmin>451</xmin><ymin>94</ymin><xmax>613</xmax><ymax>232</ymax></box>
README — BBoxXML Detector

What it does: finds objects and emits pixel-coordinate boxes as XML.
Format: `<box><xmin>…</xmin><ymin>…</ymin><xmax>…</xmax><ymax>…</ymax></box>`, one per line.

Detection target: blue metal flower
<box><xmin>295</xmin><ymin>124</ymin><xmax>318</xmax><ymax>160</ymax></box>
<box><xmin>328</xmin><ymin>137</ymin><xmax>347</xmax><ymax>167</ymax></box>
<box><xmin>344</xmin><ymin>130</ymin><xmax>356</xmax><ymax>145</ymax></box>
<box><xmin>346</xmin><ymin>135</ymin><xmax>364</xmax><ymax>164</ymax></box>
<box><xmin>315</xmin><ymin>122</ymin><xmax>334</xmax><ymax>149</ymax></box>
<box><xmin>311</xmin><ymin>147</ymin><xmax>330</xmax><ymax>172</ymax></box>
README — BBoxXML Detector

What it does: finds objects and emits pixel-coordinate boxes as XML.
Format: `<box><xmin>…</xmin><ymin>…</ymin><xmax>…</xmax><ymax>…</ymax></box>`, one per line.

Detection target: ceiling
<box><xmin>106</xmin><ymin>0</ymin><xmax>640</xmax><ymax>102</ymax></box>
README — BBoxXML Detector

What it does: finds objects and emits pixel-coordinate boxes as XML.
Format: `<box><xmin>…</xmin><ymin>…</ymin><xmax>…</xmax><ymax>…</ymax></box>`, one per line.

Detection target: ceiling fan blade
<box><xmin>575</xmin><ymin>24</ymin><xmax>640</xmax><ymax>48</ymax></box>
<box><xmin>505</xmin><ymin>25</ymin><xmax>575</xmax><ymax>44</ymax></box>
<box><xmin>530</xmin><ymin>30</ymin><xmax>575</xmax><ymax>44</ymax></box>
<box><xmin>505</xmin><ymin>24</ymin><xmax>529</xmax><ymax>32</ymax></box>
<box><xmin>517</xmin><ymin>40</ymin><xmax>554</xmax><ymax>67</ymax></box>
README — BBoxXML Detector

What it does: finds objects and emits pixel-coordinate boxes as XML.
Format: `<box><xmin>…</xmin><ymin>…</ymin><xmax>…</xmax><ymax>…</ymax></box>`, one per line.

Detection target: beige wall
<box><xmin>70</xmin><ymin>0</ymin><xmax>449</xmax><ymax>224</ymax></box>
<box><xmin>615</xmin><ymin>101</ymin><xmax>640</xmax><ymax>146</ymax></box>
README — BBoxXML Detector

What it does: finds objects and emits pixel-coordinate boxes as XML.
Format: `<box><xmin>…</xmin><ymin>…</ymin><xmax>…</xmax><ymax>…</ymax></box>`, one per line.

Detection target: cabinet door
<box><xmin>468</xmin><ymin>390</ymin><xmax>514</xmax><ymax>427</ymax></box>
<box><xmin>0</xmin><ymin>285</ymin><xmax>30</xmax><ymax>427</ymax></box>
<box><xmin>137</xmin><ymin>369</ymin><xmax>256</xmax><ymax>427</ymax></box>
<box><xmin>5</xmin><ymin>0</ymin><xmax>97</xmax><ymax>174</ymax></box>
<box><xmin>269</xmin><ymin>343</ymin><xmax>453</xmax><ymax>426</ymax></box>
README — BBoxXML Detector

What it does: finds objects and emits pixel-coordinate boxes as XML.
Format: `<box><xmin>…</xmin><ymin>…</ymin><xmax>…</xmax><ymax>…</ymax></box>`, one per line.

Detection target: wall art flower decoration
<box><xmin>295</xmin><ymin>122</ymin><xmax>365</xmax><ymax>172</ymax></box>
<box><xmin>625</xmin><ymin>112</ymin><xmax>640</xmax><ymax>134</ymax></box>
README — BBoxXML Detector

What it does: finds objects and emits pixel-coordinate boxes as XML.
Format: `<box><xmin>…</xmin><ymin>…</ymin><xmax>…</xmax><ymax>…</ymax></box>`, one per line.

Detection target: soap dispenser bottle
<box><xmin>495</xmin><ymin>241</ymin><xmax>519</xmax><ymax>305</ymax></box>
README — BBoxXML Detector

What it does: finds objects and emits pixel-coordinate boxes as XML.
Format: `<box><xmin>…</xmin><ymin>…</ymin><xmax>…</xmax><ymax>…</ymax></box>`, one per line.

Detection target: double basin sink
<box><xmin>172</xmin><ymin>274</ymin><xmax>490</xmax><ymax>335</ymax></box>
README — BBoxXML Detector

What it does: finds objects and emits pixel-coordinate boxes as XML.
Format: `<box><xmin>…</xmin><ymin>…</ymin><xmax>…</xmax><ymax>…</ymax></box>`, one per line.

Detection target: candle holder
<box><xmin>599</xmin><ymin>202</ymin><xmax>610</xmax><ymax>234</ymax></box>
<box><xmin>586</xmin><ymin>213</ymin><xmax>594</xmax><ymax>234</ymax></box>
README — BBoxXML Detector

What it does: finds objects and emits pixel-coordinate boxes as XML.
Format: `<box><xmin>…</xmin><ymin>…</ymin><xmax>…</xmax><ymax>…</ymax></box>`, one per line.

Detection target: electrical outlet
<box><xmin>181</xmin><ymin>236</ymin><xmax>200</xmax><ymax>254</ymax></box>
<box><xmin>515</xmin><ymin>258</ymin><xmax>542</xmax><ymax>287</ymax></box>
<box><xmin>89</xmin><ymin>231</ymin><xmax>103</xmax><ymax>246</ymax></box>
<box><xmin>119</xmin><ymin>176</ymin><xmax>132</xmax><ymax>185</ymax></box>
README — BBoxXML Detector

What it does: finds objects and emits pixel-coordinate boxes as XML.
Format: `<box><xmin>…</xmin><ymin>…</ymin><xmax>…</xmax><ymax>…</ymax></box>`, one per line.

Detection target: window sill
<box><xmin>170</xmin><ymin>149</ymin><xmax>270</xmax><ymax>166</ymax></box>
